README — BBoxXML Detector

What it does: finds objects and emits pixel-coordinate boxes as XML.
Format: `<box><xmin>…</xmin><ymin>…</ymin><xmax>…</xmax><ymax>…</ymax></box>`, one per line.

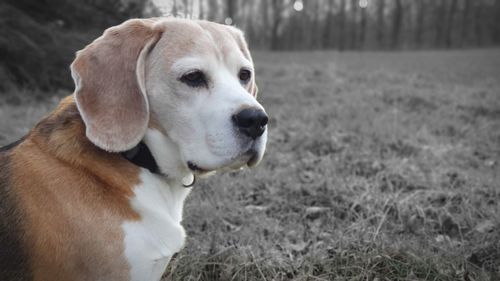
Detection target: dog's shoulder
<box><xmin>0</xmin><ymin>96</ymin><xmax>146</xmax><ymax>279</ymax></box>
<box><xmin>32</xmin><ymin>95</ymin><xmax>88</xmax><ymax>155</ymax></box>
<box><xmin>0</xmin><ymin>136</ymin><xmax>26</xmax><ymax>153</ymax></box>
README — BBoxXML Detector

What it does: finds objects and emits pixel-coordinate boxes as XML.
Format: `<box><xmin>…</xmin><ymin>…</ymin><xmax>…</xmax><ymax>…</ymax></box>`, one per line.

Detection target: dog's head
<box><xmin>71</xmin><ymin>18</ymin><xmax>267</xmax><ymax>175</ymax></box>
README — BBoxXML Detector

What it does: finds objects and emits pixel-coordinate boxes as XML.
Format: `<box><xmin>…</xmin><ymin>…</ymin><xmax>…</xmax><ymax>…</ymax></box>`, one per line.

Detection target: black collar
<box><xmin>121</xmin><ymin>142</ymin><xmax>195</xmax><ymax>187</ymax></box>
<box><xmin>121</xmin><ymin>142</ymin><xmax>161</xmax><ymax>175</ymax></box>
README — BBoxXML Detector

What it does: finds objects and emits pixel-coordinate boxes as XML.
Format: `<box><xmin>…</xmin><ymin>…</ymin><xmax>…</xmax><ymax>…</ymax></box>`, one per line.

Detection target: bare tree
<box><xmin>198</xmin><ymin>0</ymin><xmax>205</xmax><ymax>19</ymax></box>
<box><xmin>299</xmin><ymin>0</ymin><xmax>314</xmax><ymax>50</ymax></box>
<box><xmin>191</xmin><ymin>0</ymin><xmax>500</xmax><ymax>51</ymax></box>
<box><xmin>495</xmin><ymin>0</ymin><xmax>500</xmax><ymax>44</ymax></box>
<box><xmin>182</xmin><ymin>0</ymin><xmax>188</xmax><ymax>17</ymax></box>
<box><xmin>445</xmin><ymin>0</ymin><xmax>458</xmax><ymax>48</ymax></box>
<box><xmin>391</xmin><ymin>0</ymin><xmax>403</xmax><ymax>48</ymax></box>
<box><xmin>323</xmin><ymin>0</ymin><xmax>336</xmax><ymax>49</ymax></box>
<box><xmin>171</xmin><ymin>0</ymin><xmax>178</xmax><ymax>17</ymax></box>
<box><xmin>349</xmin><ymin>0</ymin><xmax>358</xmax><ymax>49</ymax></box>
<box><xmin>270</xmin><ymin>0</ymin><xmax>285</xmax><ymax>50</ymax></box>
<box><xmin>459</xmin><ymin>0</ymin><xmax>471</xmax><ymax>46</ymax></box>
<box><xmin>359</xmin><ymin>3</ymin><xmax>367</xmax><ymax>49</ymax></box>
<box><xmin>260</xmin><ymin>0</ymin><xmax>271</xmax><ymax>48</ymax></box>
<box><xmin>338</xmin><ymin>0</ymin><xmax>347</xmax><ymax>51</ymax></box>
<box><xmin>243</xmin><ymin>1</ymin><xmax>257</xmax><ymax>46</ymax></box>
<box><xmin>207</xmin><ymin>0</ymin><xmax>218</xmax><ymax>21</ymax></box>
<box><xmin>473</xmin><ymin>0</ymin><xmax>483</xmax><ymax>46</ymax></box>
<box><xmin>188</xmin><ymin>0</ymin><xmax>194</xmax><ymax>18</ymax></box>
<box><xmin>311</xmin><ymin>0</ymin><xmax>321</xmax><ymax>49</ymax></box>
<box><xmin>434</xmin><ymin>0</ymin><xmax>446</xmax><ymax>47</ymax></box>
<box><xmin>226</xmin><ymin>0</ymin><xmax>235</xmax><ymax>22</ymax></box>
<box><xmin>415</xmin><ymin>0</ymin><xmax>425</xmax><ymax>48</ymax></box>
<box><xmin>376</xmin><ymin>0</ymin><xmax>386</xmax><ymax>48</ymax></box>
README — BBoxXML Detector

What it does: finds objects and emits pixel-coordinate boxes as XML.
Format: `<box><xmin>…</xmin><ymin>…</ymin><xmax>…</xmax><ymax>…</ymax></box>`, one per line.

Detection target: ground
<box><xmin>1</xmin><ymin>49</ymin><xmax>499</xmax><ymax>280</ymax></box>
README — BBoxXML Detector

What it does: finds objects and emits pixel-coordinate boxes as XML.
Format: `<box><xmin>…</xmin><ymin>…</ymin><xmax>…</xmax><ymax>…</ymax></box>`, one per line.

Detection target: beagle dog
<box><xmin>0</xmin><ymin>18</ymin><xmax>267</xmax><ymax>281</ymax></box>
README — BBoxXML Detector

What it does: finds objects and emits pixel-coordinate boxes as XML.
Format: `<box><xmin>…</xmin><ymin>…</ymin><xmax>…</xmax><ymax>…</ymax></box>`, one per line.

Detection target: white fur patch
<box><xmin>122</xmin><ymin>170</ymin><xmax>191</xmax><ymax>281</ymax></box>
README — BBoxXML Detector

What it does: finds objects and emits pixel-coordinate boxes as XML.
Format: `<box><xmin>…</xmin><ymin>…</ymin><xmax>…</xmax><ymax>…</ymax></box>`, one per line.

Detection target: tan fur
<box><xmin>72</xmin><ymin>19</ymin><xmax>162</xmax><ymax>153</ymax></box>
<box><xmin>148</xmin><ymin>113</ymin><xmax>168</xmax><ymax>135</ymax></box>
<box><xmin>147</xmin><ymin>20</ymin><xmax>219</xmax><ymax>71</ymax></box>
<box><xmin>196</xmin><ymin>21</ymin><xmax>259</xmax><ymax>97</ymax></box>
<box><xmin>11</xmin><ymin>97</ymin><xmax>140</xmax><ymax>281</ymax></box>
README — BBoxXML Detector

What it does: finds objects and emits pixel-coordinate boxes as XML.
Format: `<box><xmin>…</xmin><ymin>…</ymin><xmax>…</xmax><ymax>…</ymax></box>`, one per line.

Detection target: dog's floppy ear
<box><xmin>250</xmin><ymin>81</ymin><xmax>259</xmax><ymax>98</ymax></box>
<box><xmin>71</xmin><ymin>19</ymin><xmax>162</xmax><ymax>152</ymax></box>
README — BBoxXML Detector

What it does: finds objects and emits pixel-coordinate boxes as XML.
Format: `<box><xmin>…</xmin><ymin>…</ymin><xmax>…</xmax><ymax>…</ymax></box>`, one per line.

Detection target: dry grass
<box><xmin>1</xmin><ymin>49</ymin><xmax>500</xmax><ymax>280</ymax></box>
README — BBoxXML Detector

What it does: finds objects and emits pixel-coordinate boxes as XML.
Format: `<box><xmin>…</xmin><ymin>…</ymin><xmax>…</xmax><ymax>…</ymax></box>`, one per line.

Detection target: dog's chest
<box><xmin>122</xmin><ymin>171</ymin><xmax>191</xmax><ymax>281</ymax></box>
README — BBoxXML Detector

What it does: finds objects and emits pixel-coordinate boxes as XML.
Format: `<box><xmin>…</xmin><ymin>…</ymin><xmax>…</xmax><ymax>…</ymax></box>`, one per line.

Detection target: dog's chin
<box><xmin>246</xmin><ymin>149</ymin><xmax>263</xmax><ymax>168</ymax></box>
<box><xmin>187</xmin><ymin>149</ymin><xmax>262</xmax><ymax>175</ymax></box>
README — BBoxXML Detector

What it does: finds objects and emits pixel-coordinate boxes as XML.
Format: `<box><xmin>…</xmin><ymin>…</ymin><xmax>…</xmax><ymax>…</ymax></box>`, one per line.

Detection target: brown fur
<box><xmin>8</xmin><ymin>96</ymin><xmax>141</xmax><ymax>281</ymax></box>
<box><xmin>0</xmin><ymin>140</ymin><xmax>31</xmax><ymax>281</ymax></box>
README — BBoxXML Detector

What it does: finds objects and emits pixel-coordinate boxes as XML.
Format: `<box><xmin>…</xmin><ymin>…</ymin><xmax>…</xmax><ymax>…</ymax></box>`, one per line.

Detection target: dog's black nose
<box><xmin>232</xmin><ymin>108</ymin><xmax>268</xmax><ymax>139</ymax></box>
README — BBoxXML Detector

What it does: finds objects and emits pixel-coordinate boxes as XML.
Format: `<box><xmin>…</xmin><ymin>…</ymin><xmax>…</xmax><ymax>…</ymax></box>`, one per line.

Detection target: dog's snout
<box><xmin>232</xmin><ymin>108</ymin><xmax>268</xmax><ymax>139</ymax></box>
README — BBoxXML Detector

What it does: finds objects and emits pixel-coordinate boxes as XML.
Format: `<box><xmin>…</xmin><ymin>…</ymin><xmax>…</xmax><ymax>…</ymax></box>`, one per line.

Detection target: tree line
<box><xmin>1</xmin><ymin>0</ymin><xmax>499</xmax><ymax>92</ymax></box>
<box><xmin>166</xmin><ymin>0</ymin><xmax>500</xmax><ymax>50</ymax></box>
<box><xmin>1</xmin><ymin>0</ymin><xmax>154</xmax><ymax>91</ymax></box>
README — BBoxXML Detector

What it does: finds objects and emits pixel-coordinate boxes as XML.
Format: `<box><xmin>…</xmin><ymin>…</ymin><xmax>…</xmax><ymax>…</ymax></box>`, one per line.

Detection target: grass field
<box><xmin>1</xmin><ymin>49</ymin><xmax>499</xmax><ymax>280</ymax></box>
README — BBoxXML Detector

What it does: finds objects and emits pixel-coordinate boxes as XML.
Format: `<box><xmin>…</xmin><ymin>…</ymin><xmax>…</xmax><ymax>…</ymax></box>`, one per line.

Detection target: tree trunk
<box><xmin>243</xmin><ymin>1</ymin><xmax>256</xmax><ymax>47</ymax></box>
<box><xmin>415</xmin><ymin>0</ymin><xmax>425</xmax><ymax>48</ymax></box>
<box><xmin>323</xmin><ymin>0</ymin><xmax>335</xmax><ymax>49</ymax></box>
<box><xmin>207</xmin><ymin>0</ymin><xmax>218</xmax><ymax>21</ymax></box>
<box><xmin>459</xmin><ymin>0</ymin><xmax>470</xmax><ymax>46</ymax></box>
<box><xmin>391</xmin><ymin>0</ymin><xmax>403</xmax><ymax>49</ymax></box>
<box><xmin>473</xmin><ymin>0</ymin><xmax>483</xmax><ymax>46</ymax></box>
<box><xmin>495</xmin><ymin>0</ymin><xmax>500</xmax><ymax>44</ymax></box>
<box><xmin>226</xmin><ymin>0</ymin><xmax>235</xmax><ymax>22</ymax></box>
<box><xmin>198</xmin><ymin>0</ymin><xmax>204</xmax><ymax>19</ymax></box>
<box><xmin>350</xmin><ymin>0</ymin><xmax>358</xmax><ymax>49</ymax></box>
<box><xmin>445</xmin><ymin>0</ymin><xmax>458</xmax><ymax>48</ymax></box>
<box><xmin>182</xmin><ymin>0</ymin><xmax>188</xmax><ymax>17</ymax></box>
<box><xmin>260</xmin><ymin>0</ymin><xmax>270</xmax><ymax>48</ymax></box>
<box><xmin>189</xmin><ymin>0</ymin><xmax>194</xmax><ymax>18</ymax></box>
<box><xmin>299</xmin><ymin>0</ymin><xmax>313</xmax><ymax>50</ymax></box>
<box><xmin>338</xmin><ymin>0</ymin><xmax>346</xmax><ymax>51</ymax></box>
<box><xmin>172</xmin><ymin>0</ymin><xmax>178</xmax><ymax>17</ymax></box>
<box><xmin>376</xmin><ymin>0</ymin><xmax>386</xmax><ymax>49</ymax></box>
<box><xmin>271</xmin><ymin>0</ymin><xmax>284</xmax><ymax>50</ymax></box>
<box><xmin>359</xmin><ymin>4</ymin><xmax>367</xmax><ymax>49</ymax></box>
<box><xmin>434</xmin><ymin>0</ymin><xmax>446</xmax><ymax>47</ymax></box>
<box><xmin>311</xmin><ymin>0</ymin><xmax>320</xmax><ymax>49</ymax></box>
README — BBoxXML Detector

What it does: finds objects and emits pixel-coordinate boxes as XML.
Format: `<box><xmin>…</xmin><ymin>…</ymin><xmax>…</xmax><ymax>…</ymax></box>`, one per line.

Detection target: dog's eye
<box><xmin>239</xmin><ymin>69</ymin><xmax>251</xmax><ymax>84</ymax></box>
<box><xmin>180</xmin><ymin>70</ymin><xmax>207</xmax><ymax>88</ymax></box>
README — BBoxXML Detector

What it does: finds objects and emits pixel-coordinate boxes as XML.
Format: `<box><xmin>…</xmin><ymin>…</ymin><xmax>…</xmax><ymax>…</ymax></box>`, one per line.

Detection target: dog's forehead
<box><xmin>196</xmin><ymin>21</ymin><xmax>251</xmax><ymax>60</ymax></box>
<box><xmin>154</xmin><ymin>19</ymin><xmax>250</xmax><ymax>67</ymax></box>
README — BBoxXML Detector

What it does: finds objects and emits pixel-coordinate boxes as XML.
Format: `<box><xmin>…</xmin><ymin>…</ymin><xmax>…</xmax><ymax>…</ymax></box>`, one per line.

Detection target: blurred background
<box><xmin>1</xmin><ymin>1</ymin><xmax>500</xmax><ymax>280</ymax></box>
<box><xmin>1</xmin><ymin>0</ymin><xmax>500</xmax><ymax>92</ymax></box>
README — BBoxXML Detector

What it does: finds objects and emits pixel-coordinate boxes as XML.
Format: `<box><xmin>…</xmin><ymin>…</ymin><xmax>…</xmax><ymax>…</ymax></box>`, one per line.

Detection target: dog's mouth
<box><xmin>187</xmin><ymin>149</ymin><xmax>258</xmax><ymax>174</ymax></box>
<box><xmin>246</xmin><ymin>150</ymin><xmax>260</xmax><ymax>167</ymax></box>
<box><xmin>187</xmin><ymin>161</ymin><xmax>209</xmax><ymax>173</ymax></box>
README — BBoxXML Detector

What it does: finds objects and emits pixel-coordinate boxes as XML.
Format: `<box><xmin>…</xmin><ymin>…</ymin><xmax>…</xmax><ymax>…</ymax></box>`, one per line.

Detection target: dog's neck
<box><xmin>122</xmin><ymin>142</ymin><xmax>161</xmax><ymax>175</ymax></box>
<box><xmin>32</xmin><ymin>96</ymin><xmax>194</xmax><ymax>188</ymax></box>
<box><xmin>141</xmin><ymin>129</ymin><xmax>195</xmax><ymax>187</ymax></box>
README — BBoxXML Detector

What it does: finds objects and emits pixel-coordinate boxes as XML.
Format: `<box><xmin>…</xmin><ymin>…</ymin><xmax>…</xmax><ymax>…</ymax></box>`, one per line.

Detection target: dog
<box><xmin>0</xmin><ymin>18</ymin><xmax>267</xmax><ymax>281</ymax></box>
